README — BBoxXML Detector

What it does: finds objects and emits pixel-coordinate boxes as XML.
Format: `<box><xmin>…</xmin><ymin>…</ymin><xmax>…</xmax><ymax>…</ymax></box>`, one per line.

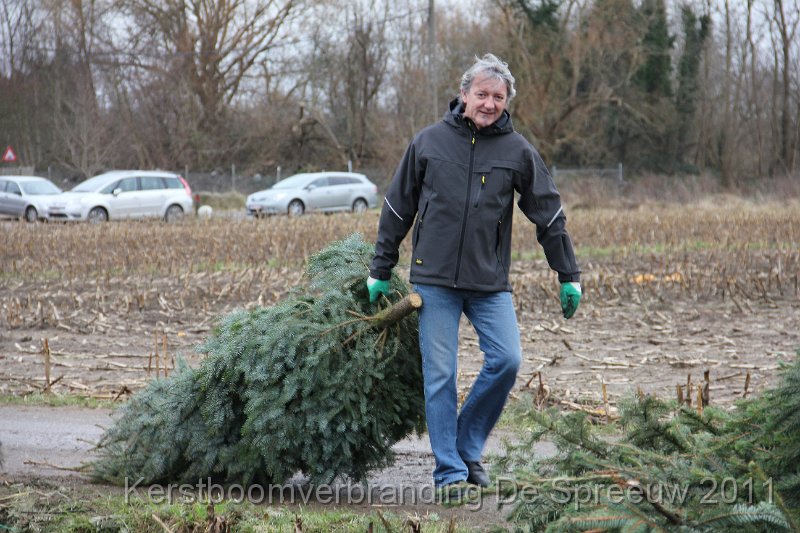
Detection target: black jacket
<box><xmin>370</xmin><ymin>99</ymin><xmax>580</xmax><ymax>291</ymax></box>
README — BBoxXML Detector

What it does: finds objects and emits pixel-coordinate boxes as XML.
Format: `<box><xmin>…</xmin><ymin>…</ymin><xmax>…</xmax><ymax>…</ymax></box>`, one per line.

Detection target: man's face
<box><xmin>460</xmin><ymin>74</ymin><xmax>508</xmax><ymax>130</ymax></box>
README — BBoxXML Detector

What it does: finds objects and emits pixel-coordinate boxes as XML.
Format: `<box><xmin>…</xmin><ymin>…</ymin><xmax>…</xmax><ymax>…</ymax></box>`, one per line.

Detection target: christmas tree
<box><xmin>497</xmin><ymin>356</ymin><xmax>800</xmax><ymax>532</ymax></box>
<box><xmin>92</xmin><ymin>234</ymin><xmax>425</xmax><ymax>486</ymax></box>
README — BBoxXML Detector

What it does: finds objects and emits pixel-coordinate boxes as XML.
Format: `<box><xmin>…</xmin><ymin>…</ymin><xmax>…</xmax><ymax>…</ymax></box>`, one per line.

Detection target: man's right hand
<box><xmin>367</xmin><ymin>276</ymin><xmax>391</xmax><ymax>303</ymax></box>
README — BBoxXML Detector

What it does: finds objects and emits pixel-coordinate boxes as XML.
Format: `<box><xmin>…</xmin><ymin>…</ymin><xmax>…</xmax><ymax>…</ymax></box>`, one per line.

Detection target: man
<box><xmin>366</xmin><ymin>54</ymin><xmax>581</xmax><ymax>489</ymax></box>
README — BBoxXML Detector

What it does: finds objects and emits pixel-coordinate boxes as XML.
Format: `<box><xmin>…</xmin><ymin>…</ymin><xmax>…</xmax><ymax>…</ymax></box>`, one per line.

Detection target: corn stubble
<box><xmin>1</xmin><ymin>206</ymin><xmax>798</xmax><ymax>331</ymax></box>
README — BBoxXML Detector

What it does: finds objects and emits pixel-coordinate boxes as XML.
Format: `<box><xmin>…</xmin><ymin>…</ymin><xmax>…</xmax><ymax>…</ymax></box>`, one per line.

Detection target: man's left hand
<box><xmin>560</xmin><ymin>282</ymin><xmax>581</xmax><ymax>319</ymax></box>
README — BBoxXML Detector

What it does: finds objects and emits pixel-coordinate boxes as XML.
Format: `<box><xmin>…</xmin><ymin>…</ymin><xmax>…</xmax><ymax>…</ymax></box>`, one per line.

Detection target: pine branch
<box><xmin>694</xmin><ymin>502</ymin><xmax>792</xmax><ymax>530</ymax></box>
<box><xmin>92</xmin><ymin>234</ymin><xmax>426</xmax><ymax>486</ymax></box>
<box><xmin>499</xmin><ymin>354</ymin><xmax>800</xmax><ymax>532</ymax></box>
<box><xmin>750</xmin><ymin>461</ymin><xmax>800</xmax><ymax>532</ymax></box>
<box><xmin>644</xmin><ymin>497</ymin><xmax>683</xmax><ymax>526</ymax></box>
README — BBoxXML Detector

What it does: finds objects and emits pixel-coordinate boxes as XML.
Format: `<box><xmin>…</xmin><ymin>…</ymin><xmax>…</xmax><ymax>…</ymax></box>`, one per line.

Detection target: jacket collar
<box><xmin>443</xmin><ymin>97</ymin><xmax>514</xmax><ymax>136</ymax></box>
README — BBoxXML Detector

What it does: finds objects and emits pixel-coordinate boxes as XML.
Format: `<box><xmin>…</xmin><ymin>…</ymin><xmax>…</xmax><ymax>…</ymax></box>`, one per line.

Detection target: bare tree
<box><xmin>44</xmin><ymin>0</ymin><xmax>119</xmax><ymax>176</ymax></box>
<box><xmin>491</xmin><ymin>0</ymin><xmax>656</xmax><ymax>166</ymax></box>
<box><xmin>771</xmin><ymin>0</ymin><xmax>799</xmax><ymax>171</ymax></box>
<box><xmin>119</xmin><ymin>0</ymin><xmax>301</xmax><ymax>129</ymax></box>
<box><xmin>342</xmin><ymin>3</ymin><xmax>389</xmax><ymax>164</ymax></box>
<box><xmin>0</xmin><ymin>0</ymin><xmax>44</xmax><ymax>163</ymax></box>
<box><xmin>718</xmin><ymin>0</ymin><xmax>737</xmax><ymax>186</ymax></box>
<box><xmin>0</xmin><ymin>0</ymin><xmax>38</xmax><ymax>78</ymax></box>
<box><xmin>745</xmin><ymin>0</ymin><xmax>767</xmax><ymax>177</ymax></box>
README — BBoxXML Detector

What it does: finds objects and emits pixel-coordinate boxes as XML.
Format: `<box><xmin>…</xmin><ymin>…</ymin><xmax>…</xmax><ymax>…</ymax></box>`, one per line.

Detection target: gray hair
<box><xmin>459</xmin><ymin>53</ymin><xmax>516</xmax><ymax>102</ymax></box>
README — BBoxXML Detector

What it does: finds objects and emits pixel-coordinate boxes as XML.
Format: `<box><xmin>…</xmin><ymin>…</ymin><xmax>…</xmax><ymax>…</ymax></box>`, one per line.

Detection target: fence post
<box><xmin>552</xmin><ymin>165</ymin><xmax>558</xmax><ymax>178</ymax></box>
<box><xmin>232</xmin><ymin>163</ymin><xmax>236</xmax><ymax>191</ymax></box>
<box><xmin>618</xmin><ymin>162</ymin><xmax>624</xmax><ymax>183</ymax></box>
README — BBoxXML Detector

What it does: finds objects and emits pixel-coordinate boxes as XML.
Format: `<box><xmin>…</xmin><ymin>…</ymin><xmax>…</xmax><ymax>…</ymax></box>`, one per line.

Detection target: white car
<box><xmin>0</xmin><ymin>176</ymin><xmax>63</xmax><ymax>222</ymax></box>
<box><xmin>49</xmin><ymin>170</ymin><xmax>194</xmax><ymax>222</ymax></box>
<box><xmin>246</xmin><ymin>172</ymin><xmax>378</xmax><ymax>216</ymax></box>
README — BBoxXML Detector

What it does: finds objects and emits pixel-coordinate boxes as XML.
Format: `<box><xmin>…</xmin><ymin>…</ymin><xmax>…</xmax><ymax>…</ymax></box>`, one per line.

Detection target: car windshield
<box><xmin>20</xmin><ymin>180</ymin><xmax>61</xmax><ymax>195</ymax></box>
<box><xmin>71</xmin><ymin>176</ymin><xmax>113</xmax><ymax>192</ymax></box>
<box><xmin>272</xmin><ymin>174</ymin><xmax>312</xmax><ymax>190</ymax></box>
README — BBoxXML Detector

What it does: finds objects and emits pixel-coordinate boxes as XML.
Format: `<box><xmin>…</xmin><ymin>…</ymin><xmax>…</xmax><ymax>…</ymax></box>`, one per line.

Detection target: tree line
<box><xmin>0</xmin><ymin>0</ymin><xmax>797</xmax><ymax>190</ymax></box>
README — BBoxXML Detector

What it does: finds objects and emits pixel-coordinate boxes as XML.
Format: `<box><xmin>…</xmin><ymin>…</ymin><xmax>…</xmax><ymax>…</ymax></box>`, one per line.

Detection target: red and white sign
<box><xmin>2</xmin><ymin>145</ymin><xmax>17</xmax><ymax>163</ymax></box>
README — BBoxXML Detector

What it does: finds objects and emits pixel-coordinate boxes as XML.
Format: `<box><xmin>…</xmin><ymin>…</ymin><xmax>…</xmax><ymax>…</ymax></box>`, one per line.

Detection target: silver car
<box><xmin>0</xmin><ymin>176</ymin><xmax>63</xmax><ymax>222</ymax></box>
<box><xmin>246</xmin><ymin>172</ymin><xmax>378</xmax><ymax>216</ymax></box>
<box><xmin>49</xmin><ymin>170</ymin><xmax>194</xmax><ymax>222</ymax></box>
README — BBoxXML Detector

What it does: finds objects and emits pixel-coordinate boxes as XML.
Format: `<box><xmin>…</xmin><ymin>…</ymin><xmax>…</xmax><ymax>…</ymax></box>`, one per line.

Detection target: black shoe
<box><xmin>464</xmin><ymin>461</ymin><xmax>489</xmax><ymax>487</ymax></box>
<box><xmin>435</xmin><ymin>480</ymin><xmax>470</xmax><ymax>504</ymax></box>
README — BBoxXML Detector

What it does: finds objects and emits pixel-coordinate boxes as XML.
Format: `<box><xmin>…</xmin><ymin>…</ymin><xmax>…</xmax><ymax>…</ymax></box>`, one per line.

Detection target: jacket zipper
<box><xmin>453</xmin><ymin>132</ymin><xmax>476</xmax><ymax>287</ymax></box>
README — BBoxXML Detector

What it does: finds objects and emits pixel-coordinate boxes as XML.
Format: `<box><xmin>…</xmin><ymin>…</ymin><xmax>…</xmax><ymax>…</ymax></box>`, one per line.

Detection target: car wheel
<box><xmin>287</xmin><ymin>199</ymin><xmax>305</xmax><ymax>216</ymax></box>
<box><xmin>87</xmin><ymin>207</ymin><xmax>108</xmax><ymax>223</ymax></box>
<box><xmin>165</xmin><ymin>204</ymin><xmax>184</xmax><ymax>222</ymax></box>
<box><xmin>24</xmin><ymin>206</ymin><xmax>39</xmax><ymax>223</ymax></box>
<box><xmin>352</xmin><ymin>198</ymin><xmax>368</xmax><ymax>214</ymax></box>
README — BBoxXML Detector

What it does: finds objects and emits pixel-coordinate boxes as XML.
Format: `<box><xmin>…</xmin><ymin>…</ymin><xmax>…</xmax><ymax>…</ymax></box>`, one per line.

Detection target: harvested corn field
<box><xmin>1</xmin><ymin>200</ymin><xmax>799</xmax><ymax>410</ymax></box>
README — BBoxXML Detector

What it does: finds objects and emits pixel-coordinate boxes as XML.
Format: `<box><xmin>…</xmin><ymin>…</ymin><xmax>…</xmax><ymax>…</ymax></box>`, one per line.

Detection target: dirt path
<box><xmin>0</xmin><ymin>404</ymin><xmax>556</xmax><ymax>527</ymax></box>
<box><xmin>1</xmin><ymin>405</ymin><xmax>110</xmax><ymax>478</ymax></box>
<box><xmin>0</xmin><ymin>404</ymin><xmax>528</xmax><ymax>485</ymax></box>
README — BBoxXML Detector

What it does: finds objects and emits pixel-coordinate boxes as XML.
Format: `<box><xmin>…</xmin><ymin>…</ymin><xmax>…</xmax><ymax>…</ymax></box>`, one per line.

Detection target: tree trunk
<box><xmin>370</xmin><ymin>293</ymin><xmax>423</xmax><ymax>329</ymax></box>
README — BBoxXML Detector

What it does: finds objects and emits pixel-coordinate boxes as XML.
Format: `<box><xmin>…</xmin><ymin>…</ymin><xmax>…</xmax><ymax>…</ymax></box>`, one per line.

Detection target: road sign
<box><xmin>2</xmin><ymin>145</ymin><xmax>17</xmax><ymax>163</ymax></box>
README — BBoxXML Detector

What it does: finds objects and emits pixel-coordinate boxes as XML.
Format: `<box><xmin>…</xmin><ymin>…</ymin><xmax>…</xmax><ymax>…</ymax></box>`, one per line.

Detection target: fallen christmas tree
<box><xmin>496</xmin><ymin>355</ymin><xmax>800</xmax><ymax>532</ymax></box>
<box><xmin>92</xmin><ymin>234</ymin><xmax>425</xmax><ymax>486</ymax></box>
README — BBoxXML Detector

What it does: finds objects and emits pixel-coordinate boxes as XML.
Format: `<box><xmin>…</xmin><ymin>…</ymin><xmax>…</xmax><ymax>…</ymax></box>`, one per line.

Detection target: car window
<box><xmin>118</xmin><ymin>177</ymin><xmax>138</xmax><ymax>192</ymax></box>
<box><xmin>72</xmin><ymin>176</ymin><xmax>111</xmax><ymax>192</ymax></box>
<box><xmin>329</xmin><ymin>177</ymin><xmax>352</xmax><ymax>186</ymax></box>
<box><xmin>273</xmin><ymin>174</ymin><xmax>312</xmax><ymax>189</ymax></box>
<box><xmin>100</xmin><ymin>181</ymin><xmax>120</xmax><ymax>194</ymax></box>
<box><xmin>0</xmin><ymin>180</ymin><xmax>6</xmax><ymax>192</ymax></box>
<box><xmin>140</xmin><ymin>177</ymin><xmax>165</xmax><ymax>190</ymax></box>
<box><xmin>164</xmin><ymin>177</ymin><xmax>183</xmax><ymax>189</ymax></box>
<box><xmin>6</xmin><ymin>181</ymin><xmax>21</xmax><ymax>195</ymax></box>
<box><xmin>100</xmin><ymin>178</ymin><xmax>137</xmax><ymax>194</ymax></box>
<box><xmin>309</xmin><ymin>178</ymin><xmax>329</xmax><ymax>188</ymax></box>
<box><xmin>21</xmin><ymin>180</ymin><xmax>61</xmax><ymax>195</ymax></box>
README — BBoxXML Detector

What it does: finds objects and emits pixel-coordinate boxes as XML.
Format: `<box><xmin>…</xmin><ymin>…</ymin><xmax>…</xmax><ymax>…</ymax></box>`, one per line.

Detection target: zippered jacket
<box><xmin>370</xmin><ymin>98</ymin><xmax>580</xmax><ymax>292</ymax></box>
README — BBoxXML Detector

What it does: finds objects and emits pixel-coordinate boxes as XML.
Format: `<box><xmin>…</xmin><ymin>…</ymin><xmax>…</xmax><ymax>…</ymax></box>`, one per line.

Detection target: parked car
<box><xmin>245</xmin><ymin>172</ymin><xmax>378</xmax><ymax>217</ymax></box>
<box><xmin>48</xmin><ymin>170</ymin><xmax>194</xmax><ymax>222</ymax></box>
<box><xmin>0</xmin><ymin>176</ymin><xmax>63</xmax><ymax>222</ymax></box>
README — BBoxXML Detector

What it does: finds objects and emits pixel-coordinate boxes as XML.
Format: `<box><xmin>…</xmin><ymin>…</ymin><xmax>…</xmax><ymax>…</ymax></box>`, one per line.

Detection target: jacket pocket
<box><xmin>472</xmin><ymin>163</ymin><xmax>515</xmax><ymax>209</ymax></box>
<box><xmin>413</xmin><ymin>200</ymin><xmax>429</xmax><ymax>248</ymax></box>
<box><xmin>473</xmin><ymin>174</ymin><xmax>486</xmax><ymax>207</ymax></box>
<box><xmin>495</xmin><ymin>218</ymin><xmax>508</xmax><ymax>278</ymax></box>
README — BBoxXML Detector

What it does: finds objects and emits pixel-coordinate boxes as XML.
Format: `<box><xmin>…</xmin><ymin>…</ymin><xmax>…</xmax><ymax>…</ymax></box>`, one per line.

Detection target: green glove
<box><xmin>366</xmin><ymin>276</ymin><xmax>391</xmax><ymax>303</ymax></box>
<box><xmin>560</xmin><ymin>282</ymin><xmax>581</xmax><ymax>319</ymax></box>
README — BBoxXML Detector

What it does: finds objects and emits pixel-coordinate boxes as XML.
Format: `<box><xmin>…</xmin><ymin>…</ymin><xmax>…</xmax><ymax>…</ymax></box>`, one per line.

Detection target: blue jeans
<box><xmin>413</xmin><ymin>283</ymin><xmax>521</xmax><ymax>486</ymax></box>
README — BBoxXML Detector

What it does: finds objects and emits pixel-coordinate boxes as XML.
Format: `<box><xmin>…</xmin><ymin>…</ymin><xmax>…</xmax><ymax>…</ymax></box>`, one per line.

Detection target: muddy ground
<box><xmin>0</xmin><ymin>404</ymin><xmax>542</xmax><ymax>528</ymax></box>
<box><xmin>1</xmin><ymin>210</ymin><xmax>799</xmax><ymax>528</ymax></box>
<box><xmin>2</xmin><ymin>277</ymin><xmax>797</xmax><ymax>409</ymax></box>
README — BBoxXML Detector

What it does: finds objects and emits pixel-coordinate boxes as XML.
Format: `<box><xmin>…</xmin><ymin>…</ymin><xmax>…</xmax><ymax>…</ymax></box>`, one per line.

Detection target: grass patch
<box><xmin>0</xmin><ymin>392</ymin><xmax>119</xmax><ymax>409</ymax></box>
<box><xmin>0</xmin><ymin>486</ymin><xmax>481</xmax><ymax>532</ymax></box>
